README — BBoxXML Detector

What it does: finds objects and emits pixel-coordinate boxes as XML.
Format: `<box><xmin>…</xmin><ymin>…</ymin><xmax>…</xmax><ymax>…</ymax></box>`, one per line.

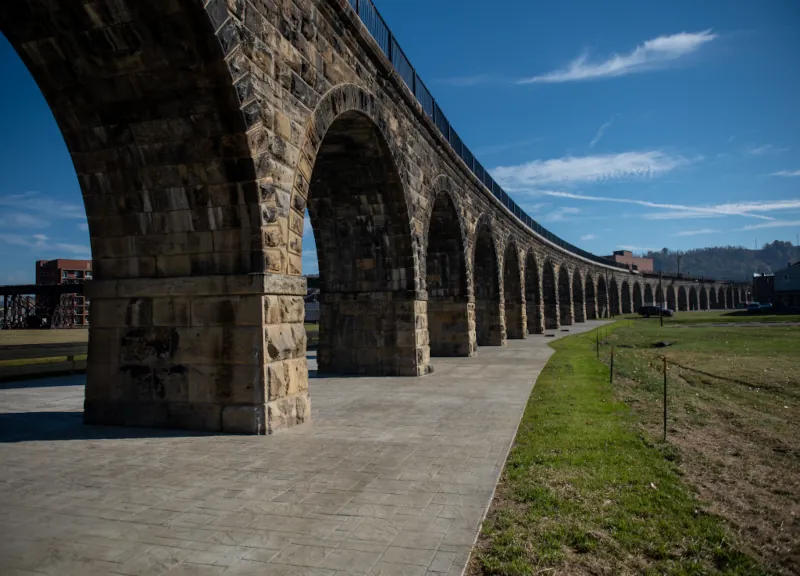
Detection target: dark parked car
<box><xmin>638</xmin><ymin>305</ymin><xmax>674</xmax><ymax>318</ymax></box>
<box><xmin>747</xmin><ymin>302</ymin><xmax>761</xmax><ymax>313</ymax></box>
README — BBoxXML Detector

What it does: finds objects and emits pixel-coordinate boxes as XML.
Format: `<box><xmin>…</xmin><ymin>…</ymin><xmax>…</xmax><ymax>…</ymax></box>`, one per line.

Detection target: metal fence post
<box><xmin>663</xmin><ymin>356</ymin><xmax>668</xmax><ymax>441</ymax></box>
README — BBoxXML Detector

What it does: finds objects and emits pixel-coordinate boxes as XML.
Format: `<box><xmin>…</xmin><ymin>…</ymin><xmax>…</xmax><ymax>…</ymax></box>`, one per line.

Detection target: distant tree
<box><xmin>641</xmin><ymin>241</ymin><xmax>800</xmax><ymax>282</ymax></box>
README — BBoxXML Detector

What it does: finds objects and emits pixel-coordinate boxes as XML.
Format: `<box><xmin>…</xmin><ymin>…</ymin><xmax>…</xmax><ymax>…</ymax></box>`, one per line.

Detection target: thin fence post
<box><xmin>596</xmin><ymin>330</ymin><xmax>599</xmax><ymax>359</ymax></box>
<box><xmin>610</xmin><ymin>345</ymin><xmax>614</xmax><ymax>384</ymax></box>
<box><xmin>663</xmin><ymin>356</ymin><xmax>668</xmax><ymax>442</ymax></box>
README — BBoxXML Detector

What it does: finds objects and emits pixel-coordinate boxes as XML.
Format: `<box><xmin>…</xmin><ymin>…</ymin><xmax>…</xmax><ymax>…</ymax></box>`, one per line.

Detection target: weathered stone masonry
<box><xmin>0</xmin><ymin>0</ymin><xmax>750</xmax><ymax>433</ymax></box>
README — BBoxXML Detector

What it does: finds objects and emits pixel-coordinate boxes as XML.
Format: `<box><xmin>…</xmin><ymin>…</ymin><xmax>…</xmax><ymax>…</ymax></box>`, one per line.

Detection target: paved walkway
<box><xmin>0</xmin><ymin>321</ymin><xmax>606</xmax><ymax>576</ymax></box>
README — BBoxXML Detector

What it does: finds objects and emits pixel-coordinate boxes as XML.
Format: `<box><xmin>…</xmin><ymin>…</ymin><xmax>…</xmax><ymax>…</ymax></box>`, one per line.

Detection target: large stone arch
<box><xmin>472</xmin><ymin>216</ymin><xmax>504</xmax><ymax>346</ymax></box>
<box><xmin>558</xmin><ymin>266</ymin><xmax>573</xmax><ymax>326</ymax></box>
<box><xmin>621</xmin><ymin>281</ymin><xmax>632</xmax><ymax>314</ymax></box>
<box><xmin>585</xmin><ymin>273</ymin><xmax>598</xmax><ymax>319</ymax></box>
<box><xmin>597</xmin><ymin>276</ymin><xmax>609</xmax><ymax>318</ymax></box>
<box><xmin>689</xmin><ymin>286</ymin><xmax>699</xmax><ymax>311</ymax></box>
<box><xmin>678</xmin><ymin>285</ymin><xmax>688</xmax><ymax>311</ymax></box>
<box><xmin>0</xmin><ymin>1</ymin><xmax>323</xmax><ymax>433</ymax></box>
<box><xmin>542</xmin><ymin>260</ymin><xmax>559</xmax><ymax>329</ymax></box>
<box><xmin>303</xmin><ymin>108</ymin><xmax>424</xmax><ymax>377</ymax></box>
<box><xmin>727</xmin><ymin>286</ymin><xmax>734</xmax><ymax>309</ymax></box>
<box><xmin>733</xmin><ymin>288</ymin><xmax>742</xmax><ymax>308</ymax></box>
<box><xmin>524</xmin><ymin>251</ymin><xmax>544</xmax><ymax>334</ymax></box>
<box><xmin>633</xmin><ymin>282</ymin><xmax>644</xmax><ymax>312</ymax></box>
<box><xmin>503</xmin><ymin>239</ymin><xmax>525</xmax><ymax>339</ymax></box>
<box><xmin>644</xmin><ymin>284</ymin><xmax>654</xmax><ymax>306</ymax></box>
<box><xmin>610</xmin><ymin>278</ymin><xmax>621</xmax><ymax>316</ymax></box>
<box><xmin>424</xmin><ymin>183</ymin><xmax>473</xmax><ymax>357</ymax></box>
<box><xmin>709</xmin><ymin>286</ymin><xmax>718</xmax><ymax>309</ymax></box>
<box><xmin>718</xmin><ymin>286</ymin><xmax>727</xmax><ymax>309</ymax></box>
<box><xmin>700</xmin><ymin>286</ymin><xmax>709</xmax><ymax>310</ymax></box>
<box><xmin>667</xmin><ymin>286</ymin><xmax>677</xmax><ymax>311</ymax></box>
<box><xmin>572</xmin><ymin>269</ymin><xmax>586</xmax><ymax>322</ymax></box>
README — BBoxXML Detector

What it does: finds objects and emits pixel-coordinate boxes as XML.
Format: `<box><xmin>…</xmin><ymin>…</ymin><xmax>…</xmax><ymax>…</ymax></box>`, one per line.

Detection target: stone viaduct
<box><xmin>0</xmin><ymin>0</ymin><xmax>750</xmax><ymax>434</ymax></box>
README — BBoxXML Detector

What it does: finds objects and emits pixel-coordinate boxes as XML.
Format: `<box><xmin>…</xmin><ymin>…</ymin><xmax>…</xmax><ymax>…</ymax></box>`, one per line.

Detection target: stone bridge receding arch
<box><xmin>558</xmin><ymin>266</ymin><xmax>573</xmax><ymax>326</ymax></box>
<box><xmin>473</xmin><ymin>218</ymin><xmax>503</xmax><ymax>346</ymax></box>
<box><xmin>525</xmin><ymin>252</ymin><xmax>543</xmax><ymax>335</ymax></box>
<box><xmin>543</xmin><ymin>260</ymin><xmax>559</xmax><ymax>329</ymax></box>
<box><xmin>503</xmin><ymin>241</ymin><xmax>525</xmax><ymax>339</ymax></box>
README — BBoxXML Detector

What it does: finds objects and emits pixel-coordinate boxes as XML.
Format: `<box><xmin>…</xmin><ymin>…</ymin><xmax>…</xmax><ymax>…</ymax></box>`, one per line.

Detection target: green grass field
<box><xmin>472</xmin><ymin>312</ymin><xmax>799</xmax><ymax>575</ymax></box>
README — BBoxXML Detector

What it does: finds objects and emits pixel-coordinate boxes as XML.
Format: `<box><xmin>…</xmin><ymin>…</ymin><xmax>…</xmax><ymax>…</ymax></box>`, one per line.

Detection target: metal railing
<box><xmin>346</xmin><ymin>0</ymin><xmax>629</xmax><ymax>271</ymax></box>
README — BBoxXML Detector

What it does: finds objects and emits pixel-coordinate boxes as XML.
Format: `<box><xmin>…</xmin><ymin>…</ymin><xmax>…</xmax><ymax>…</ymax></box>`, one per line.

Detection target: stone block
<box><xmin>152</xmin><ymin>297</ymin><xmax>191</xmax><ymax>327</ymax></box>
<box><xmin>222</xmin><ymin>405</ymin><xmax>267</xmax><ymax>434</ymax></box>
<box><xmin>191</xmin><ymin>295</ymin><xmax>263</xmax><ymax>326</ymax></box>
<box><xmin>188</xmin><ymin>363</ymin><xmax>266</xmax><ymax>405</ymax></box>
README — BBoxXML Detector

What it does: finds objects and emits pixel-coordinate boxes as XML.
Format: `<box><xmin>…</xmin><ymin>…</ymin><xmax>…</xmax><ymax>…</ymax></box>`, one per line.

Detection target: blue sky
<box><xmin>2</xmin><ymin>1</ymin><xmax>800</xmax><ymax>283</ymax></box>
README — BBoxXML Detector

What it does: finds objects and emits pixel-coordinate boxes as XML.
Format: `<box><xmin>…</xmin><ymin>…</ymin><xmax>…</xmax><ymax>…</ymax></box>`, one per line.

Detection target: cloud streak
<box><xmin>519</xmin><ymin>30</ymin><xmax>716</xmax><ymax>84</ymax></box>
<box><xmin>0</xmin><ymin>192</ymin><xmax>84</xmax><ymax>220</ymax></box>
<box><xmin>493</xmin><ymin>151</ymin><xmax>688</xmax><ymax>187</ymax></box>
<box><xmin>741</xmin><ymin>220</ymin><xmax>800</xmax><ymax>231</ymax></box>
<box><xmin>581</xmin><ymin>233</ymin><xmax>597</xmax><ymax>241</ymax></box>
<box><xmin>675</xmin><ymin>228</ymin><xmax>719</xmax><ymax>236</ymax></box>
<box><xmin>771</xmin><ymin>170</ymin><xmax>800</xmax><ymax>177</ymax></box>
<box><xmin>589</xmin><ymin>118</ymin><xmax>614</xmax><ymax>149</ymax></box>
<box><xmin>536</xmin><ymin>190</ymin><xmax>800</xmax><ymax>221</ymax></box>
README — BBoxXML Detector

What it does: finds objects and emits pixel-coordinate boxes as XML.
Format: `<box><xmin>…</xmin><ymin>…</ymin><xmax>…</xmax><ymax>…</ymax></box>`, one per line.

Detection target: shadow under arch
<box><xmin>542</xmin><ymin>259</ymin><xmax>558</xmax><ymax>329</ymax></box>
<box><xmin>503</xmin><ymin>238</ymin><xmax>524</xmax><ymax>339</ymax></box>
<box><xmin>524</xmin><ymin>250</ymin><xmax>543</xmax><ymax>333</ymax></box>
<box><xmin>585</xmin><ymin>273</ymin><xmax>597</xmax><ymax>319</ymax></box>
<box><xmin>302</xmin><ymin>107</ymin><xmax>426</xmax><ymax>376</ymax></box>
<box><xmin>572</xmin><ymin>268</ymin><xmax>585</xmax><ymax>323</ymax></box>
<box><xmin>425</xmin><ymin>183</ymin><xmax>474</xmax><ymax>357</ymax></box>
<box><xmin>472</xmin><ymin>215</ymin><xmax>503</xmax><ymax>346</ymax></box>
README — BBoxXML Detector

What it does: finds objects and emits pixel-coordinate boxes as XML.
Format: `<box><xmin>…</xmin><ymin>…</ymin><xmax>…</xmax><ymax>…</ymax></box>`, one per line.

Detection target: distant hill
<box><xmin>640</xmin><ymin>241</ymin><xmax>800</xmax><ymax>282</ymax></box>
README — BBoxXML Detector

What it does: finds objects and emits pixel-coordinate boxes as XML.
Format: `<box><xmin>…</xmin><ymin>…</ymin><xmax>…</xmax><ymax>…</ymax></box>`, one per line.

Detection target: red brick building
<box><xmin>35</xmin><ymin>259</ymin><xmax>92</xmax><ymax>325</ymax></box>
<box><xmin>603</xmin><ymin>250</ymin><xmax>654</xmax><ymax>273</ymax></box>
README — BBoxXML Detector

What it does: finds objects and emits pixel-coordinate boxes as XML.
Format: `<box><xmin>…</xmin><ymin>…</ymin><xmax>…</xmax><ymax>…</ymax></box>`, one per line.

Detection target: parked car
<box><xmin>746</xmin><ymin>302</ymin><xmax>761</xmax><ymax>313</ymax></box>
<box><xmin>304</xmin><ymin>292</ymin><xmax>320</xmax><ymax>323</ymax></box>
<box><xmin>760</xmin><ymin>303</ymin><xmax>773</xmax><ymax>312</ymax></box>
<box><xmin>638</xmin><ymin>305</ymin><xmax>674</xmax><ymax>318</ymax></box>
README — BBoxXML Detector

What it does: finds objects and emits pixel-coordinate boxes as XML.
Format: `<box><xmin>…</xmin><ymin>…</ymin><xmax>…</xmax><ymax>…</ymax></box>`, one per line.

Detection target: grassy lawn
<box><xmin>0</xmin><ymin>329</ymin><xmax>88</xmax><ymax>346</ymax></box>
<box><xmin>471</xmin><ymin>320</ymin><xmax>775</xmax><ymax>575</ymax></box>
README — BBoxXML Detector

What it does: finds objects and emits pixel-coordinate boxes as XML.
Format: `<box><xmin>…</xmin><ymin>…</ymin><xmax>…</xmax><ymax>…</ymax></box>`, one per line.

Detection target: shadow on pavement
<box><xmin>0</xmin><ymin>411</ymin><xmax>216</xmax><ymax>443</ymax></box>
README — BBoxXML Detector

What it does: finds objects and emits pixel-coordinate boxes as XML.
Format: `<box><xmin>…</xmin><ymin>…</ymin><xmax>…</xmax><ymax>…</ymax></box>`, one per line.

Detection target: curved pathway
<box><xmin>0</xmin><ymin>321</ymin><xmax>607</xmax><ymax>576</ymax></box>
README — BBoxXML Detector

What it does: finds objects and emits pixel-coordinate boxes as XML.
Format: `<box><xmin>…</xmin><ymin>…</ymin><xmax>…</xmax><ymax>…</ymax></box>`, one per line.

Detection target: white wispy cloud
<box><xmin>617</xmin><ymin>244</ymin><xmax>656</xmax><ymax>253</ymax></box>
<box><xmin>0</xmin><ymin>233</ymin><xmax>90</xmax><ymax>256</ymax></box>
<box><xmin>0</xmin><ymin>212</ymin><xmax>50</xmax><ymax>228</ymax></box>
<box><xmin>493</xmin><ymin>151</ymin><xmax>688</xmax><ymax>188</ymax></box>
<box><xmin>741</xmin><ymin>220</ymin><xmax>800</xmax><ymax>231</ymax></box>
<box><xmin>771</xmin><ymin>170</ymin><xmax>800</xmax><ymax>177</ymax></box>
<box><xmin>537</xmin><ymin>190</ymin><xmax>800</xmax><ymax>221</ymax></box>
<box><xmin>589</xmin><ymin>118</ymin><xmax>614</xmax><ymax>149</ymax></box>
<box><xmin>78</xmin><ymin>222</ymin><xmax>89</xmax><ymax>232</ymax></box>
<box><xmin>675</xmin><ymin>228</ymin><xmax>720</xmax><ymax>236</ymax></box>
<box><xmin>544</xmin><ymin>206</ymin><xmax>580</xmax><ymax>222</ymax></box>
<box><xmin>581</xmin><ymin>233</ymin><xmax>597</xmax><ymax>241</ymax></box>
<box><xmin>0</xmin><ymin>192</ymin><xmax>84</xmax><ymax>219</ymax></box>
<box><xmin>519</xmin><ymin>30</ymin><xmax>717</xmax><ymax>84</ymax></box>
<box><xmin>746</xmin><ymin>144</ymin><xmax>789</xmax><ymax>156</ymax></box>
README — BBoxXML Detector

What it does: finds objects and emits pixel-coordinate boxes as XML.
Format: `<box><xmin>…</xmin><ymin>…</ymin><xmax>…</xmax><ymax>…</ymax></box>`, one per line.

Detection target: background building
<box><xmin>773</xmin><ymin>261</ymin><xmax>800</xmax><ymax>311</ymax></box>
<box><xmin>603</xmin><ymin>250</ymin><xmax>654</xmax><ymax>273</ymax></box>
<box><xmin>35</xmin><ymin>259</ymin><xmax>92</xmax><ymax>326</ymax></box>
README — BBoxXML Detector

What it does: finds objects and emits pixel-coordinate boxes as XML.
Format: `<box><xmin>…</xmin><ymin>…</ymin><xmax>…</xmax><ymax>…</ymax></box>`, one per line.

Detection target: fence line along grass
<box><xmin>471</xmin><ymin>324</ymin><xmax>765</xmax><ymax>576</ymax></box>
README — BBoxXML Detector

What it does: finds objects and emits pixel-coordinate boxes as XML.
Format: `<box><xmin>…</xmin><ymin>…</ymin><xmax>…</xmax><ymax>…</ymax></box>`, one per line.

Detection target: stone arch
<box><xmin>585</xmin><ymin>273</ymin><xmax>598</xmax><ymax>319</ymax></box>
<box><xmin>644</xmin><ymin>284</ymin><xmax>654</xmax><ymax>306</ymax></box>
<box><xmin>524</xmin><ymin>251</ymin><xmax>543</xmax><ymax>334</ymax></box>
<box><xmin>678</xmin><ymin>286</ymin><xmax>688</xmax><ymax>311</ymax></box>
<box><xmin>558</xmin><ymin>266</ymin><xmax>573</xmax><ymax>326</ymax></box>
<box><xmin>700</xmin><ymin>286</ymin><xmax>709</xmax><ymax>310</ymax></box>
<box><xmin>727</xmin><ymin>286</ymin><xmax>734</xmax><ymax>309</ymax></box>
<box><xmin>473</xmin><ymin>216</ymin><xmax>503</xmax><ymax>346</ymax></box>
<box><xmin>503</xmin><ymin>239</ymin><xmax>525</xmax><ymax>339</ymax></box>
<box><xmin>633</xmin><ymin>282</ymin><xmax>644</xmax><ymax>312</ymax></box>
<box><xmin>306</xmin><ymin>109</ymin><xmax>422</xmax><ymax>376</ymax></box>
<box><xmin>610</xmin><ymin>278</ymin><xmax>621</xmax><ymax>316</ymax></box>
<box><xmin>0</xmin><ymin>2</ymin><xmax>322</xmax><ymax>433</ymax></box>
<box><xmin>718</xmin><ymin>286</ymin><xmax>726</xmax><ymax>309</ymax></box>
<box><xmin>667</xmin><ymin>286</ymin><xmax>677</xmax><ymax>311</ymax></box>
<box><xmin>689</xmin><ymin>286</ymin><xmax>698</xmax><ymax>311</ymax></box>
<box><xmin>572</xmin><ymin>269</ymin><xmax>586</xmax><ymax>322</ymax></box>
<box><xmin>425</xmin><ymin>186</ymin><xmax>473</xmax><ymax>357</ymax></box>
<box><xmin>733</xmin><ymin>288</ymin><xmax>742</xmax><ymax>308</ymax></box>
<box><xmin>542</xmin><ymin>260</ymin><xmax>559</xmax><ymax>329</ymax></box>
<box><xmin>709</xmin><ymin>286</ymin><xmax>718</xmax><ymax>309</ymax></box>
<box><xmin>597</xmin><ymin>276</ymin><xmax>609</xmax><ymax>318</ymax></box>
<box><xmin>621</xmin><ymin>281</ymin><xmax>632</xmax><ymax>314</ymax></box>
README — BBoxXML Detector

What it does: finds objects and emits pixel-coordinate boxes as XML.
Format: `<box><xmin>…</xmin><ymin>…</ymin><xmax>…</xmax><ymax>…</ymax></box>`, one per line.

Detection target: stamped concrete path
<box><xmin>0</xmin><ymin>321</ymin><xmax>606</xmax><ymax>576</ymax></box>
